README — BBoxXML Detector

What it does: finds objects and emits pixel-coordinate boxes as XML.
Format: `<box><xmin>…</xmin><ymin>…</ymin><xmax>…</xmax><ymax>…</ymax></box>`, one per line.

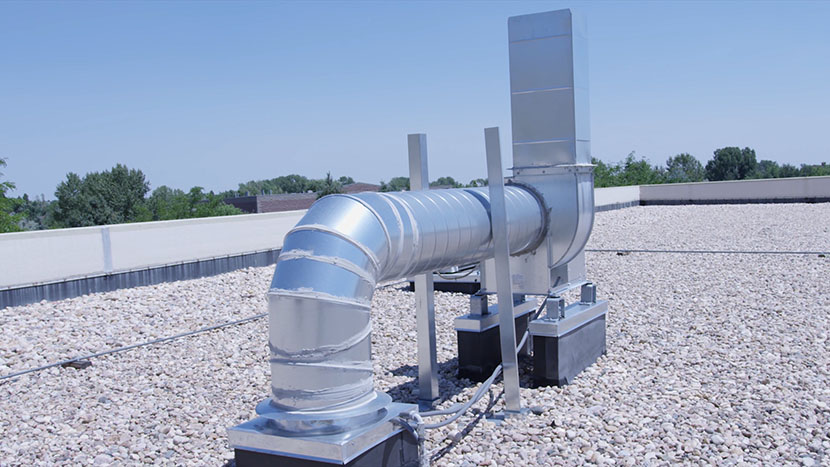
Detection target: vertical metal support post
<box><xmin>408</xmin><ymin>133</ymin><xmax>439</xmax><ymax>405</ymax></box>
<box><xmin>484</xmin><ymin>127</ymin><xmax>522</xmax><ymax>414</ymax></box>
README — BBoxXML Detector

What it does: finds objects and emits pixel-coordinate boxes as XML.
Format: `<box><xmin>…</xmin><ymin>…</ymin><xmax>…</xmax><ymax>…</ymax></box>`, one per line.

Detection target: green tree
<box><xmin>236</xmin><ymin>174</ymin><xmax>355</xmax><ymax>196</ymax></box>
<box><xmin>379</xmin><ymin>176</ymin><xmax>410</xmax><ymax>192</ymax></box>
<box><xmin>316</xmin><ymin>172</ymin><xmax>344</xmax><ymax>199</ymax></box>
<box><xmin>665</xmin><ymin>153</ymin><xmax>705</xmax><ymax>183</ymax></box>
<box><xmin>799</xmin><ymin>163</ymin><xmax>830</xmax><ymax>177</ymax></box>
<box><xmin>53</xmin><ymin>172</ymin><xmax>90</xmax><ymax>227</ymax></box>
<box><xmin>591</xmin><ymin>153</ymin><xmax>663</xmax><ymax>186</ymax></box>
<box><xmin>591</xmin><ymin>157</ymin><xmax>620</xmax><ymax>188</ymax></box>
<box><xmin>779</xmin><ymin>164</ymin><xmax>800</xmax><ymax>178</ymax></box>
<box><xmin>755</xmin><ymin>160</ymin><xmax>781</xmax><ymax>179</ymax></box>
<box><xmin>141</xmin><ymin>185</ymin><xmax>188</xmax><ymax>220</ymax></box>
<box><xmin>0</xmin><ymin>158</ymin><xmax>23</xmax><ymax>233</ymax></box>
<box><xmin>52</xmin><ymin>164</ymin><xmax>150</xmax><ymax>227</ymax></box>
<box><xmin>189</xmin><ymin>187</ymin><xmax>242</xmax><ymax>218</ymax></box>
<box><xmin>705</xmin><ymin>147</ymin><xmax>757</xmax><ymax>181</ymax></box>
<box><xmin>141</xmin><ymin>185</ymin><xmax>241</xmax><ymax>221</ymax></box>
<box><xmin>217</xmin><ymin>189</ymin><xmax>241</xmax><ymax>199</ymax></box>
<box><xmin>430</xmin><ymin>176</ymin><xmax>462</xmax><ymax>188</ymax></box>
<box><xmin>11</xmin><ymin>193</ymin><xmax>56</xmax><ymax>230</ymax></box>
<box><xmin>466</xmin><ymin>178</ymin><xmax>488</xmax><ymax>187</ymax></box>
<box><xmin>618</xmin><ymin>153</ymin><xmax>664</xmax><ymax>185</ymax></box>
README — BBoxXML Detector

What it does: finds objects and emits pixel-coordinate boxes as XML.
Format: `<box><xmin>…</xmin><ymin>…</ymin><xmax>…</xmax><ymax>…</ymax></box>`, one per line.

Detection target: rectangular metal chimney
<box><xmin>508</xmin><ymin>9</ymin><xmax>590</xmax><ymax>168</ymax></box>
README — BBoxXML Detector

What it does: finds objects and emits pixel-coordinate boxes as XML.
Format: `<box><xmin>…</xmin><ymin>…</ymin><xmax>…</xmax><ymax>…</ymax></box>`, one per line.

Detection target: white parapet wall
<box><xmin>0</xmin><ymin>226</ymin><xmax>107</xmax><ymax>290</ymax></box>
<box><xmin>594</xmin><ymin>185</ymin><xmax>640</xmax><ymax>211</ymax></box>
<box><xmin>640</xmin><ymin>175</ymin><xmax>830</xmax><ymax>203</ymax></box>
<box><xmin>0</xmin><ymin>211</ymin><xmax>305</xmax><ymax>289</ymax></box>
<box><xmin>3</xmin><ymin>177</ymin><xmax>829</xmax><ymax>292</ymax></box>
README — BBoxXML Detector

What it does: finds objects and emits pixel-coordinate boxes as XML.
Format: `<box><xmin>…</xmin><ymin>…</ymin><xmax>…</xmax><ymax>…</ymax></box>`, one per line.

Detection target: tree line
<box><xmin>593</xmin><ymin>147</ymin><xmax>829</xmax><ymax>188</ymax></box>
<box><xmin>1</xmin><ymin>146</ymin><xmax>828</xmax><ymax>233</ymax></box>
<box><xmin>0</xmin><ymin>163</ymin><xmax>356</xmax><ymax>232</ymax></box>
<box><xmin>231</xmin><ymin>174</ymin><xmax>354</xmax><ymax>197</ymax></box>
<box><xmin>378</xmin><ymin>176</ymin><xmax>488</xmax><ymax>192</ymax></box>
<box><xmin>4</xmin><ymin>164</ymin><xmax>244</xmax><ymax>231</ymax></box>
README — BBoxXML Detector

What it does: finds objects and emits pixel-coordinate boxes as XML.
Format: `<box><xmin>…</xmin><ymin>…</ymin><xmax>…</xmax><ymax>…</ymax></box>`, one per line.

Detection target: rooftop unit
<box><xmin>229</xmin><ymin>9</ymin><xmax>607</xmax><ymax>466</ymax></box>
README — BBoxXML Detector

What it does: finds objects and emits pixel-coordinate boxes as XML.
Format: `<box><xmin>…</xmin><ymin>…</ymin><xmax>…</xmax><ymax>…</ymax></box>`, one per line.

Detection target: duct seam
<box><xmin>270</xmin><ymin>378</ymin><xmax>374</xmax><ymax>408</ymax></box>
<box><xmin>271</xmin><ymin>360</ymin><xmax>374</xmax><ymax>372</ymax></box>
<box><xmin>277</xmin><ymin>249</ymin><xmax>376</xmax><ymax>285</ymax></box>
<box><xmin>377</xmin><ymin>193</ymin><xmax>420</xmax><ymax>278</ymax></box>
<box><xmin>338</xmin><ymin>194</ymin><xmax>394</xmax><ymax>268</ymax></box>
<box><xmin>506</xmin><ymin>180</ymin><xmax>549</xmax><ymax>255</ymax></box>
<box><xmin>287</xmin><ymin>224</ymin><xmax>382</xmax><ymax>275</ymax></box>
<box><xmin>268</xmin><ymin>288</ymin><xmax>373</xmax><ymax>308</ymax></box>
<box><xmin>268</xmin><ymin>321</ymin><xmax>372</xmax><ymax>361</ymax></box>
<box><xmin>267</xmin><ymin>187</ymin><xmax>545</xmax><ymax>411</ymax></box>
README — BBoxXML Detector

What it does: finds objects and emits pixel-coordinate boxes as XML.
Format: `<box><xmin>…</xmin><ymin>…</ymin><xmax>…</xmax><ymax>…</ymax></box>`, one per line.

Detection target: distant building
<box><xmin>342</xmin><ymin>182</ymin><xmax>382</xmax><ymax>194</ymax></box>
<box><xmin>224</xmin><ymin>182</ymin><xmax>380</xmax><ymax>213</ymax></box>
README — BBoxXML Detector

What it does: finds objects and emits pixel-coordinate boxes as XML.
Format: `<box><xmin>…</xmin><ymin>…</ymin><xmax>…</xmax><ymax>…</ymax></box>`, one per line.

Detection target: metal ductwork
<box><xmin>264</xmin><ymin>187</ymin><xmax>544</xmax><ymax>415</ymax></box>
<box><xmin>230</xmin><ymin>9</ymin><xmax>605</xmax><ymax>465</ymax></box>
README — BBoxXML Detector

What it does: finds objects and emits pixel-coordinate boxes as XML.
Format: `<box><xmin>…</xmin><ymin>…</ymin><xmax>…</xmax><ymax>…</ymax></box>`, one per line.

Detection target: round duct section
<box><xmin>262</xmin><ymin>187</ymin><xmax>543</xmax><ymax>426</ymax></box>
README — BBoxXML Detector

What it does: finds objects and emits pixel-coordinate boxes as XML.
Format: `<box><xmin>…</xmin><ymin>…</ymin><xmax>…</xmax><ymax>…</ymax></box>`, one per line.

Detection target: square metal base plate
<box><xmin>233</xmin><ymin>429</ymin><xmax>418</xmax><ymax>467</ymax></box>
<box><xmin>229</xmin><ymin>402</ymin><xmax>418</xmax><ymax>466</ymax></box>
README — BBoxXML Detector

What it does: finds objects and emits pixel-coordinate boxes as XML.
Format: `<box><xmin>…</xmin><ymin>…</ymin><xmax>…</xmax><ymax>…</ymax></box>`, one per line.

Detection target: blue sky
<box><xmin>1</xmin><ymin>1</ymin><xmax>828</xmax><ymax>198</ymax></box>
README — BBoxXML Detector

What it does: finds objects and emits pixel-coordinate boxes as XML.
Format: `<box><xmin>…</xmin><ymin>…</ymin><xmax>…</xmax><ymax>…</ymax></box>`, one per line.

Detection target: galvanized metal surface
<box><xmin>241</xmin><ymin>7</ymin><xmax>599</xmax><ymax>449</ymax></box>
<box><xmin>528</xmin><ymin>300</ymin><xmax>608</xmax><ymax>338</ymax></box>
<box><xmin>508</xmin><ymin>9</ymin><xmax>589</xmax><ymax>168</ymax></box>
<box><xmin>266</xmin><ymin>185</ymin><xmax>545</xmax><ymax>414</ymax></box>
<box><xmin>506</xmin><ymin>9</ymin><xmax>595</xmax><ymax>296</ymax></box>
<box><xmin>407</xmin><ymin>133</ymin><xmax>440</xmax><ymax>405</ymax></box>
<box><xmin>229</xmin><ymin>402</ymin><xmax>417</xmax><ymax>464</ymax></box>
<box><xmin>484</xmin><ymin>126</ymin><xmax>522</xmax><ymax>414</ymax></box>
<box><xmin>453</xmin><ymin>299</ymin><xmax>537</xmax><ymax>333</ymax></box>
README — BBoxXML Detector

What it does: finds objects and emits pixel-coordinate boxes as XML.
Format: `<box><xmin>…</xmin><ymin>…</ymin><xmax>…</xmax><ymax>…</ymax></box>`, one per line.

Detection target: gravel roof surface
<box><xmin>1</xmin><ymin>203</ymin><xmax>828</xmax><ymax>466</ymax></box>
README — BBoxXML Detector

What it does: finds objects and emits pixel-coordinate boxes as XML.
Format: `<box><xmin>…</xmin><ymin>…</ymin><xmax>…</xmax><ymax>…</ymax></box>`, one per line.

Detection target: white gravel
<box><xmin>588</xmin><ymin>203</ymin><xmax>830</xmax><ymax>252</ymax></box>
<box><xmin>1</xmin><ymin>203</ymin><xmax>828</xmax><ymax>466</ymax></box>
<box><xmin>0</xmin><ymin>268</ymin><xmax>271</xmax><ymax>375</ymax></box>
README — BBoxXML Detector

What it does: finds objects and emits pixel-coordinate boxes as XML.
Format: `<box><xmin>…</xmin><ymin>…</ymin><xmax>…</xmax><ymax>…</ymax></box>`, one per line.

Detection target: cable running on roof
<box><xmin>586</xmin><ymin>248</ymin><xmax>828</xmax><ymax>255</ymax></box>
<box><xmin>0</xmin><ymin>281</ymin><xmax>411</xmax><ymax>384</ymax></box>
<box><xmin>0</xmin><ymin>313</ymin><xmax>267</xmax><ymax>382</ymax></box>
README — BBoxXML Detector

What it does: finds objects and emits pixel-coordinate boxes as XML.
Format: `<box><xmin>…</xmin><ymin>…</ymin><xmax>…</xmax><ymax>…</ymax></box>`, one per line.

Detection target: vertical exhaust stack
<box><xmin>509</xmin><ymin>9</ymin><xmax>590</xmax><ymax>168</ymax></box>
<box><xmin>506</xmin><ymin>10</ymin><xmax>608</xmax><ymax>388</ymax></box>
<box><xmin>230</xmin><ymin>8</ymin><xmax>606</xmax><ymax>466</ymax></box>
<box><xmin>508</xmin><ymin>8</ymin><xmax>595</xmax><ymax>293</ymax></box>
<box><xmin>453</xmin><ymin>9</ymin><xmax>603</xmax><ymax>387</ymax></box>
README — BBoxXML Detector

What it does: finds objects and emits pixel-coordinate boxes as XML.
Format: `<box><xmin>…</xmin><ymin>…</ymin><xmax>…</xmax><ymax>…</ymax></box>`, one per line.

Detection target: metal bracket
<box><xmin>580</xmin><ymin>282</ymin><xmax>597</xmax><ymax>304</ymax></box>
<box><xmin>545</xmin><ymin>295</ymin><xmax>565</xmax><ymax>320</ymax></box>
<box><xmin>484</xmin><ymin>126</ymin><xmax>523</xmax><ymax>414</ymax></box>
<box><xmin>469</xmin><ymin>292</ymin><xmax>488</xmax><ymax>316</ymax></box>
<box><xmin>408</xmin><ymin>133</ymin><xmax>439</xmax><ymax>406</ymax></box>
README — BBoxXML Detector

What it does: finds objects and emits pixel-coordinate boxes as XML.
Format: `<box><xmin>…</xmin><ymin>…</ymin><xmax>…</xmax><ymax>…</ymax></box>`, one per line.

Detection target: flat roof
<box><xmin>1</xmin><ymin>203</ymin><xmax>828</xmax><ymax>465</ymax></box>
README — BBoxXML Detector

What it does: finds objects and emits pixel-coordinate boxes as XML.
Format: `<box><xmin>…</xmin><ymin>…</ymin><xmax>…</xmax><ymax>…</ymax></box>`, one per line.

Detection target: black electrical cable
<box><xmin>420</xmin><ymin>297</ymin><xmax>547</xmax><ymax>428</ymax></box>
<box><xmin>0</xmin><ymin>313</ymin><xmax>268</xmax><ymax>382</ymax></box>
<box><xmin>436</xmin><ymin>268</ymin><xmax>478</xmax><ymax>280</ymax></box>
<box><xmin>0</xmin><ymin>279</ymin><xmax>420</xmax><ymax>383</ymax></box>
<box><xmin>436</xmin><ymin>263</ymin><xmax>479</xmax><ymax>280</ymax></box>
<box><xmin>586</xmin><ymin>248</ymin><xmax>828</xmax><ymax>255</ymax></box>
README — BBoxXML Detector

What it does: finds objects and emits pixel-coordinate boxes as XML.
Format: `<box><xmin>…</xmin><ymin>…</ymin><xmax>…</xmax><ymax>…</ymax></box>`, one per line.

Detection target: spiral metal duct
<box><xmin>265</xmin><ymin>186</ymin><xmax>544</xmax><ymax>412</ymax></box>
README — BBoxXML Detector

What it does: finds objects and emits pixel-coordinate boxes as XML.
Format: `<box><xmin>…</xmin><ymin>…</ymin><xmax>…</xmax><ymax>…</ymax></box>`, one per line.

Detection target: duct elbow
<box><xmin>265</xmin><ymin>187</ymin><xmax>544</xmax><ymax>412</ymax></box>
<box><xmin>267</xmin><ymin>196</ymin><xmax>386</xmax><ymax>411</ymax></box>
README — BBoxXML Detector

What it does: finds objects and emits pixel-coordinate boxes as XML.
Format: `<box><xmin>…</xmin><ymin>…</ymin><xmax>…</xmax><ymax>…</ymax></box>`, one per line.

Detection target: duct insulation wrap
<box><xmin>267</xmin><ymin>186</ymin><xmax>544</xmax><ymax>411</ymax></box>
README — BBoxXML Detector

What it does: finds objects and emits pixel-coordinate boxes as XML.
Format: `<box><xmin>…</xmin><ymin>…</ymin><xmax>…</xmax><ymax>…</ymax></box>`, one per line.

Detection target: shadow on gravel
<box><xmin>386</xmin><ymin>354</ymin><xmax>537</xmax><ymax>405</ymax></box>
<box><xmin>220</xmin><ymin>357</ymin><xmax>533</xmax><ymax>467</ymax></box>
<box><xmin>386</xmin><ymin>357</ymin><xmax>471</xmax><ymax>404</ymax></box>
